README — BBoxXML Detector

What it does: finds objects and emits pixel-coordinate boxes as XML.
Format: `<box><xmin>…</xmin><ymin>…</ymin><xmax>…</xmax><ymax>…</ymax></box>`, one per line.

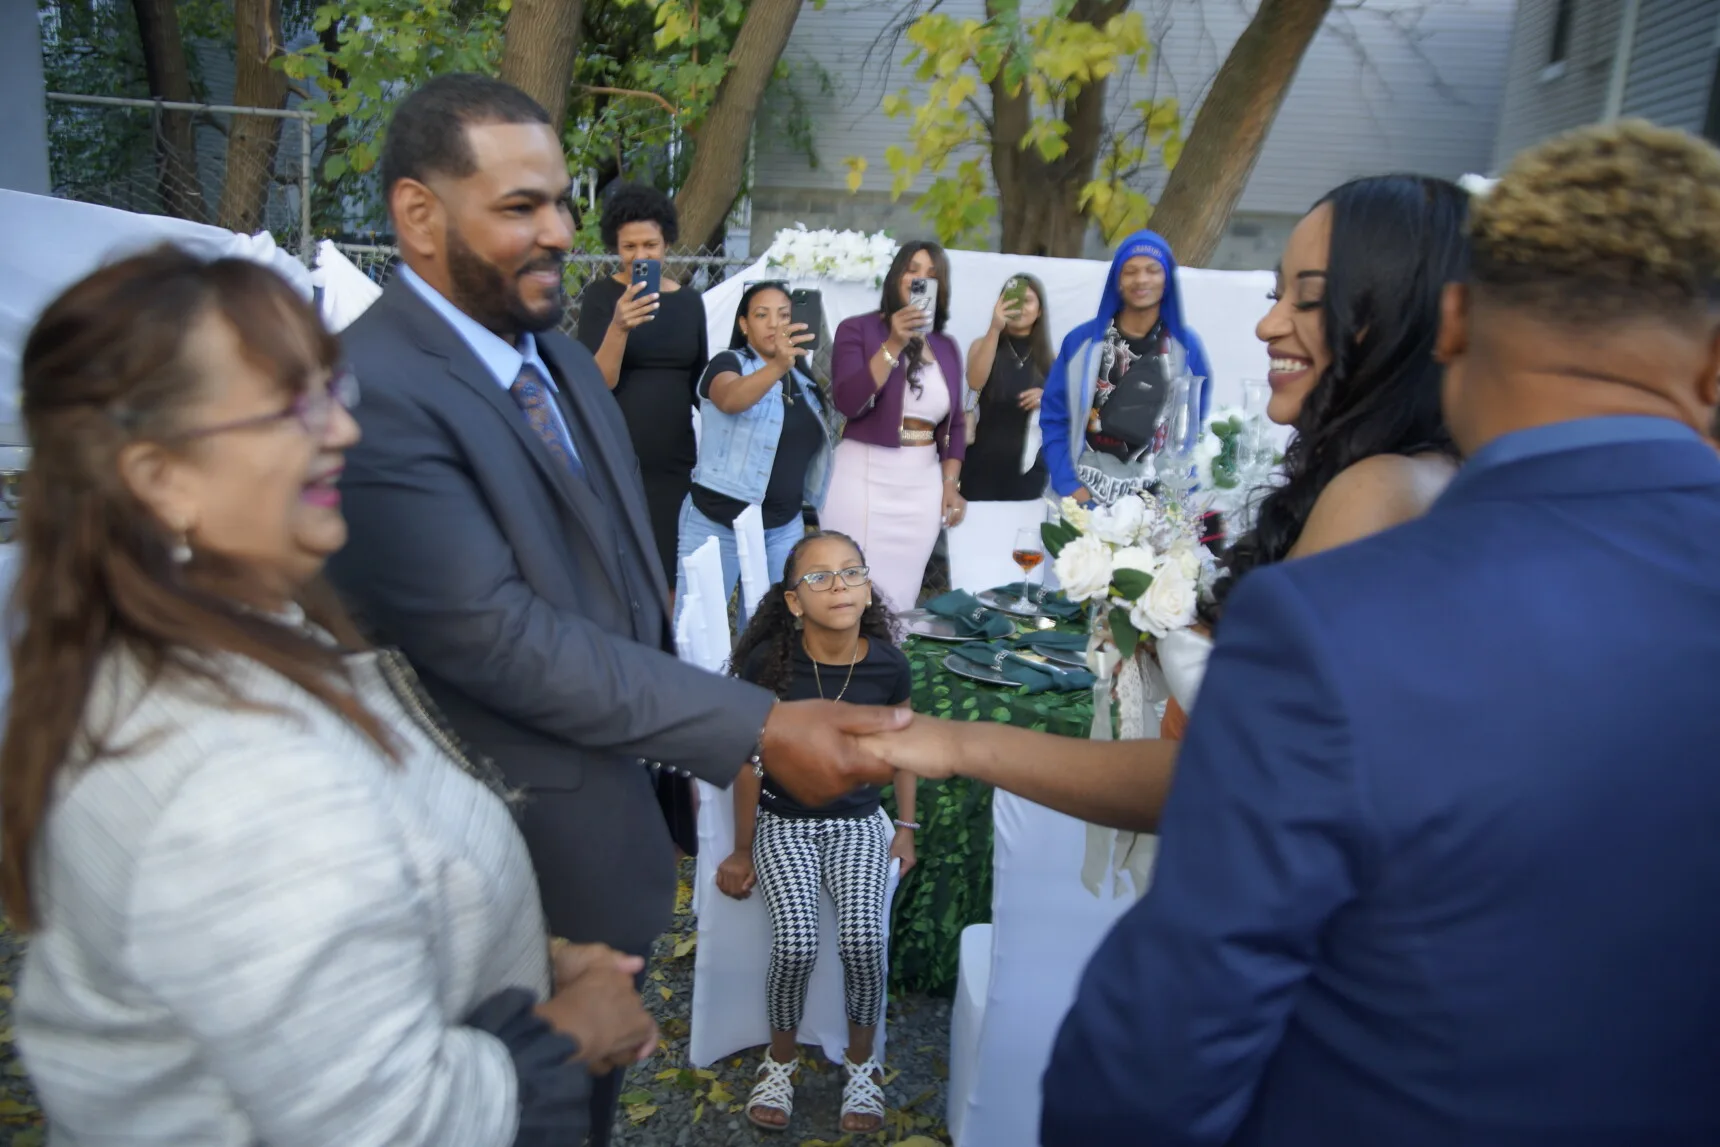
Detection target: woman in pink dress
<box><xmin>824</xmin><ymin>243</ymin><xmax>967</xmax><ymax>612</ymax></box>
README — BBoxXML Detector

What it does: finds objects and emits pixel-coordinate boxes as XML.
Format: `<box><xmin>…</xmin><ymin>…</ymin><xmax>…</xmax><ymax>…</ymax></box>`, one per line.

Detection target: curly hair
<box><xmin>728</xmin><ymin>531</ymin><xmax>899</xmax><ymax>698</ymax></box>
<box><xmin>1210</xmin><ymin>175</ymin><xmax>1470</xmax><ymax>620</ymax></box>
<box><xmin>599</xmin><ymin>182</ymin><xmax>680</xmax><ymax>251</ymax></box>
<box><xmin>1468</xmin><ymin>119</ymin><xmax>1720</xmax><ymax>324</ymax></box>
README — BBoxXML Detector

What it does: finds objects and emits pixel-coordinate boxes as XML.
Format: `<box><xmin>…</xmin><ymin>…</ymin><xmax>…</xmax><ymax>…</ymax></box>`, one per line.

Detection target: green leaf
<box><xmin>1111</xmin><ymin>567</ymin><xmax>1153</xmax><ymax>601</ymax></box>
<box><xmin>1109</xmin><ymin>606</ymin><xmax>1140</xmax><ymax>659</ymax></box>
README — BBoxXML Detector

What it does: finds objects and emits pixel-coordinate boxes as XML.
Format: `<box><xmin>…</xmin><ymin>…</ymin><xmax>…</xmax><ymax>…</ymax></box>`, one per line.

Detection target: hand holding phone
<box><xmin>630</xmin><ymin>258</ymin><xmax>662</xmax><ymax>313</ymax></box>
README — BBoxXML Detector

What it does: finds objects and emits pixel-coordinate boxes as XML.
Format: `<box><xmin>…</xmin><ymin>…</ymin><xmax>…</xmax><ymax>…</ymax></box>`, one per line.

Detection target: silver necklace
<box><xmin>1002</xmin><ymin>334</ymin><xmax>1031</xmax><ymax>370</ymax></box>
<box><xmin>807</xmin><ymin>632</ymin><xmax>862</xmax><ymax>702</ymax></box>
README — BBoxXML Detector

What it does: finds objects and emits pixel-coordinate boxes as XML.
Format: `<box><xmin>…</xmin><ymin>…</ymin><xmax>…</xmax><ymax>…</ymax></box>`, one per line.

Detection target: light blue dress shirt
<box><xmin>1446</xmin><ymin>414</ymin><xmax>1700</xmax><ymax>498</ymax></box>
<box><xmin>396</xmin><ymin>263</ymin><xmax>581</xmax><ymax>467</ymax></box>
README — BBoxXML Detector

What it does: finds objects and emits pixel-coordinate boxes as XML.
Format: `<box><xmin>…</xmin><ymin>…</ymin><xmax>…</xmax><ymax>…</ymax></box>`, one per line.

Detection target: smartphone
<box><xmin>908</xmin><ymin>277</ymin><xmax>938</xmax><ymax>332</ymax></box>
<box><xmin>1002</xmin><ymin>276</ymin><xmax>1028</xmax><ymax>308</ymax></box>
<box><xmin>790</xmin><ymin>288</ymin><xmax>824</xmax><ymax>353</ymax></box>
<box><xmin>631</xmin><ymin>257</ymin><xmax>662</xmax><ymax>300</ymax></box>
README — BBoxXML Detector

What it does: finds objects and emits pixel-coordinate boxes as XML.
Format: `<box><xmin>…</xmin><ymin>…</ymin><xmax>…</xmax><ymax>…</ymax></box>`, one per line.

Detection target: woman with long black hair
<box><xmin>963</xmin><ymin>274</ymin><xmax>1052</xmax><ymax>502</ymax></box>
<box><xmin>863</xmin><ymin>174</ymin><xmax>1473</xmax><ymax>826</ymax></box>
<box><xmin>823</xmin><ymin>242</ymin><xmax>967</xmax><ymax>612</ymax></box>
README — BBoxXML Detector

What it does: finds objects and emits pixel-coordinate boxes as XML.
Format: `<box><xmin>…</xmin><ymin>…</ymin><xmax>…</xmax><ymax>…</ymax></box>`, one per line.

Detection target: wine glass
<box><xmin>1239</xmin><ymin>378</ymin><xmax>1271</xmax><ymax>475</ymax></box>
<box><xmin>1010</xmin><ymin>525</ymin><xmax>1044</xmax><ymax>610</ymax></box>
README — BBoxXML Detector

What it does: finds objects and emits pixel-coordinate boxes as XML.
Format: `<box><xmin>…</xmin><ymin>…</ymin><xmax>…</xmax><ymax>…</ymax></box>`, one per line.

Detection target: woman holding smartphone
<box><xmin>963</xmin><ymin>274</ymin><xmax>1052</xmax><ymax>502</ymax></box>
<box><xmin>577</xmin><ymin>183</ymin><xmax>709</xmax><ymax>581</ymax></box>
<box><xmin>824</xmin><ymin>242</ymin><xmax>966</xmax><ymax>613</ymax></box>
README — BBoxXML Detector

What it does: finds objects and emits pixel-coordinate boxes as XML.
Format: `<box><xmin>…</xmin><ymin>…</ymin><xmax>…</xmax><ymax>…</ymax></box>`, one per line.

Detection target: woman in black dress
<box><xmin>962</xmin><ymin>274</ymin><xmax>1052</xmax><ymax>501</ymax></box>
<box><xmin>577</xmin><ymin>183</ymin><xmax>709</xmax><ymax>580</ymax></box>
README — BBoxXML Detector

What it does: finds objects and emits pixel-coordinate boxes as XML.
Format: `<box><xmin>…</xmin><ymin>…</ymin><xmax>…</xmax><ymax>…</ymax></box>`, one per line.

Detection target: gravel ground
<box><xmin>0</xmin><ymin>867</ymin><xmax>952</xmax><ymax>1147</ymax></box>
<box><xmin>0</xmin><ymin>918</ymin><xmax>45</xmax><ymax>1145</ymax></box>
<box><xmin>614</xmin><ymin>862</ymin><xmax>954</xmax><ymax>1147</ymax></box>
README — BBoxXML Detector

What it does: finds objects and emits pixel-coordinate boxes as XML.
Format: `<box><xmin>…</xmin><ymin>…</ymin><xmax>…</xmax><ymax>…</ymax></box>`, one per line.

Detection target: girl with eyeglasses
<box><xmin>716</xmin><ymin>531</ymin><xmax>917</xmax><ymax>1136</ymax></box>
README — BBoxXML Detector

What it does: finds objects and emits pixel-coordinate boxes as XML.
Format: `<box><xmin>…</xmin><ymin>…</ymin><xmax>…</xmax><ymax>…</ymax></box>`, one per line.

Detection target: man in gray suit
<box><xmin>326</xmin><ymin>74</ymin><xmax>904</xmax><ymax>1145</ymax></box>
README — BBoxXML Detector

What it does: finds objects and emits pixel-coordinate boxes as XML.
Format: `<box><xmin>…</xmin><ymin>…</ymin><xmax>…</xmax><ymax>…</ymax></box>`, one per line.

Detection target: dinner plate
<box><xmin>901</xmin><ymin>610</ymin><xmax>980</xmax><ymax>643</ymax></box>
<box><xmin>1025</xmin><ymin>646</ymin><xmax>1089</xmax><ymax>671</ymax></box>
<box><xmin>941</xmin><ymin>653</ymin><xmax>1016</xmax><ymax>686</ymax></box>
<box><xmin>976</xmin><ymin>588</ymin><xmax>1050</xmax><ymax>618</ymax></box>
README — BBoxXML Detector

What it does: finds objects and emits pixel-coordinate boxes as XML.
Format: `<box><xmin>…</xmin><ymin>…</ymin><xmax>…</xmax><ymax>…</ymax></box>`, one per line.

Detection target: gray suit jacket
<box><xmin>328</xmin><ymin>278</ymin><xmax>775</xmax><ymax>953</ymax></box>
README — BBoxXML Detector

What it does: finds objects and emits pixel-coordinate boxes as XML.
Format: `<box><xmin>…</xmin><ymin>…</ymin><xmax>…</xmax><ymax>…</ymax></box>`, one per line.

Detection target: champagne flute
<box><xmin>1011</xmin><ymin>525</ymin><xmax>1044</xmax><ymax>610</ymax></box>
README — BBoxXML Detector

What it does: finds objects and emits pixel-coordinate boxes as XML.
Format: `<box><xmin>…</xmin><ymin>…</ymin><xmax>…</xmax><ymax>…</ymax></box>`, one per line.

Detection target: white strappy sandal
<box><xmin>841</xmin><ymin>1053</ymin><xmax>887</xmax><ymax>1132</ymax></box>
<box><xmin>746</xmin><ymin>1052</ymin><xmax>799</xmax><ymax>1132</ymax></box>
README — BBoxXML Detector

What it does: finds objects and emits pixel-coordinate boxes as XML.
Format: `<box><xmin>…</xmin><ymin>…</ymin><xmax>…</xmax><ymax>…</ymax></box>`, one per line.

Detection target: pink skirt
<box><xmin>819</xmin><ymin>438</ymin><xmax>942</xmax><ymax>614</ymax></box>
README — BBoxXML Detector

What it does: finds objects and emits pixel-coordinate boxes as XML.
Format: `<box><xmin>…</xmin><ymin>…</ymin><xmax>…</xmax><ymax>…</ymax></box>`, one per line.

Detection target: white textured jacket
<box><xmin>17</xmin><ymin>636</ymin><xmax>557</xmax><ymax>1145</ymax></box>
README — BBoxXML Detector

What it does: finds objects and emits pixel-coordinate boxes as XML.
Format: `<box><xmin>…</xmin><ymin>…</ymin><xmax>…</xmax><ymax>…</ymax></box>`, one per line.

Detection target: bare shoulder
<box><xmin>1291</xmin><ymin>453</ymin><xmax>1457</xmax><ymax>559</ymax></box>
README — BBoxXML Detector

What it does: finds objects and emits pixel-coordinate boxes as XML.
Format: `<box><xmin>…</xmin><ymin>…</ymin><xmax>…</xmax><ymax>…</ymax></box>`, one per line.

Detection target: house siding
<box><xmin>1492</xmin><ymin>0</ymin><xmax>1623</xmax><ymax>167</ymax></box>
<box><xmin>752</xmin><ymin>0</ymin><xmax>1512</xmax><ymax>266</ymax></box>
<box><xmin>1619</xmin><ymin>0</ymin><xmax>1719</xmax><ymax>133</ymax></box>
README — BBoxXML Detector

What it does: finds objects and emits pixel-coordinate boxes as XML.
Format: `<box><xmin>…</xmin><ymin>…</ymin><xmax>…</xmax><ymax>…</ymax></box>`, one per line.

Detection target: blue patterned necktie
<box><xmin>508</xmin><ymin>363</ymin><xmax>585</xmax><ymax>480</ymax></box>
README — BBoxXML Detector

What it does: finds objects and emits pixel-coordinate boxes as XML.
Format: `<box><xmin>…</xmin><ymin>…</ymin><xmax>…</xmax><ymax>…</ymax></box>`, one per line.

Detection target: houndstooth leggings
<box><xmin>752</xmin><ymin>808</ymin><xmax>892</xmax><ymax>1033</ymax></box>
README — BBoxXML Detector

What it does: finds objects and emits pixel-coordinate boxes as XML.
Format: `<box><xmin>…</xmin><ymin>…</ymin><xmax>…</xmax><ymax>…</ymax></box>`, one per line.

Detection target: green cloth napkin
<box><xmin>949</xmin><ymin>641</ymin><xmax>1096</xmax><ymax>694</ymax></box>
<box><xmin>990</xmin><ymin>583</ymin><xmax>1084</xmax><ymax>621</ymax></box>
<box><xmin>923</xmin><ymin>590</ymin><xmax>1015</xmax><ymax>640</ymax></box>
<box><xmin>1012</xmin><ymin>630</ymin><xmax>1088</xmax><ymax>653</ymax></box>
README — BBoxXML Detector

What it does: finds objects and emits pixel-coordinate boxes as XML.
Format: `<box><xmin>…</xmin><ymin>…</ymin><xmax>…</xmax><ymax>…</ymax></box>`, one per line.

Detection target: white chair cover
<box><xmin>945</xmin><ymin>922</ymin><xmax>992</xmax><ymax>1146</ymax></box>
<box><xmin>676</xmin><ymin>536</ymin><xmax>730</xmax><ymax>921</ymax></box>
<box><xmin>949</xmin><ymin>790</ymin><xmax>1140</xmax><ymax>1146</ymax></box>
<box><xmin>945</xmin><ymin>499</ymin><xmax>1049</xmax><ymax>595</ymax></box>
<box><xmin>733</xmin><ymin>502</ymin><xmax>772</xmax><ymax>621</ymax></box>
<box><xmin>688</xmin><ymin>790</ymin><xmax>900</xmax><ymax>1068</ymax></box>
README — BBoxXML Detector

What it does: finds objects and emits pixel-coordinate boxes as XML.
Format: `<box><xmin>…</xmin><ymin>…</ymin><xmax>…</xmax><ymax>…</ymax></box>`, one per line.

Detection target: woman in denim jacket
<box><xmin>675</xmin><ymin>282</ymin><xmax>833</xmax><ymax>619</ymax></box>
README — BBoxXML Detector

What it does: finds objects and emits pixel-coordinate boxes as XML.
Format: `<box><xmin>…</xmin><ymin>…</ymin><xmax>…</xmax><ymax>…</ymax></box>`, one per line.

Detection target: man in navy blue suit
<box><xmin>1043</xmin><ymin>121</ymin><xmax>1720</xmax><ymax>1145</ymax></box>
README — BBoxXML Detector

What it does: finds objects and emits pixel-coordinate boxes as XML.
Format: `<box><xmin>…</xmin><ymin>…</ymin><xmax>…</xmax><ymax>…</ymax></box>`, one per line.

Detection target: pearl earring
<box><xmin>170</xmin><ymin>532</ymin><xmax>192</xmax><ymax>565</ymax></box>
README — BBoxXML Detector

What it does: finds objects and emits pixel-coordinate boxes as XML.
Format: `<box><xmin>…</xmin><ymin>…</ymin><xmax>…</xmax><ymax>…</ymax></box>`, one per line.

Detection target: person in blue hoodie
<box><xmin>1040</xmin><ymin>230</ymin><xmax>1212</xmax><ymax>506</ymax></box>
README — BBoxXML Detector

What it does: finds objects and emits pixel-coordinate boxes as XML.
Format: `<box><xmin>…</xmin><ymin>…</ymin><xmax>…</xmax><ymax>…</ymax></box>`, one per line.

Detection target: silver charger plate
<box><xmin>1024</xmin><ymin>646</ymin><xmax>1088</xmax><ymax>671</ymax></box>
<box><xmin>901</xmin><ymin>609</ymin><xmax>980</xmax><ymax>643</ymax></box>
<box><xmin>942</xmin><ymin>653</ymin><xmax>1016</xmax><ymax>686</ymax></box>
<box><xmin>976</xmin><ymin>588</ymin><xmax>1050</xmax><ymax>618</ymax></box>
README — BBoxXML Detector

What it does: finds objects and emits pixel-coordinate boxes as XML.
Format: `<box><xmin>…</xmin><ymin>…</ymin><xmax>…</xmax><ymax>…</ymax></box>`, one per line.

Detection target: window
<box><xmin>1549</xmin><ymin>0</ymin><xmax>1576</xmax><ymax>66</ymax></box>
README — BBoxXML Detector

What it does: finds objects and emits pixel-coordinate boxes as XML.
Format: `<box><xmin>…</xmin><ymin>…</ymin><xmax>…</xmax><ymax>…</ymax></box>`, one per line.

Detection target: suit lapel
<box><xmin>537</xmin><ymin>334</ymin><xmax>673</xmax><ymax>608</ymax></box>
<box><xmin>379</xmin><ymin>283</ymin><xmax>628</xmax><ymax>588</ymax></box>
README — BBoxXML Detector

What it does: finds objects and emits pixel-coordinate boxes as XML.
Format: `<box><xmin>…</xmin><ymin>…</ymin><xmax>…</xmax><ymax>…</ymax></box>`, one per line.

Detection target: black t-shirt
<box><xmin>1086</xmin><ymin>323</ymin><xmax>1172</xmax><ymax>462</ymax></box>
<box><xmin>743</xmin><ymin>639</ymin><xmax>912</xmax><ymax>819</ymax></box>
<box><xmin>690</xmin><ymin>351</ymin><xmax>825</xmax><ymax>529</ymax></box>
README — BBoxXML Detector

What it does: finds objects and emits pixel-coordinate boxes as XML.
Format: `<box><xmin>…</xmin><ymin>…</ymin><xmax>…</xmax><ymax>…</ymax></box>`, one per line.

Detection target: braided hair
<box><xmin>728</xmin><ymin>530</ymin><xmax>900</xmax><ymax>698</ymax></box>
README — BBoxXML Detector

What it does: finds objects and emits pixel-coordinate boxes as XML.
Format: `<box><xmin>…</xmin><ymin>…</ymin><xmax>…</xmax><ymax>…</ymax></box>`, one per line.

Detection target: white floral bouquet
<box><xmin>762</xmin><ymin>224</ymin><xmax>898</xmax><ymax>286</ymax></box>
<box><xmin>1042</xmin><ymin>491</ymin><xmax>1219</xmax><ymax>658</ymax></box>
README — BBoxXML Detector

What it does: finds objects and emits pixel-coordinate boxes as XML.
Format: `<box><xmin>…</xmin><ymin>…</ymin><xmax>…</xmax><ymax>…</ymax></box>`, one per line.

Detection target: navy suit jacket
<box><xmin>1044</xmin><ymin>422</ymin><xmax>1720</xmax><ymax>1146</ymax></box>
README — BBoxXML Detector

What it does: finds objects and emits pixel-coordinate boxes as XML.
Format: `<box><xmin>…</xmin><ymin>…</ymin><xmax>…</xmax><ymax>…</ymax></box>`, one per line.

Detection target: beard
<box><xmin>446</xmin><ymin>225</ymin><xmax>567</xmax><ymax>338</ymax></box>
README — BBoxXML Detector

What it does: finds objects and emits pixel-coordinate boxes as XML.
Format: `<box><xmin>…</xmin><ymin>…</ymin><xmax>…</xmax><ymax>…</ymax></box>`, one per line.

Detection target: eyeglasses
<box><xmin>172</xmin><ymin>368</ymin><xmax>360</xmax><ymax>442</ymax></box>
<box><xmin>793</xmin><ymin>565</ymin><xmax>870</xmax><ymax>592</ymax></box>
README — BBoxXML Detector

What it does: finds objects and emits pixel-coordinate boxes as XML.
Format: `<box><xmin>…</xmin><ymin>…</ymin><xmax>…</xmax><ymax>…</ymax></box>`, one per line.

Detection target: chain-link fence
<box><xmin>45</xmin><ymin>93</ymin><xmax>315</xmax><ymax>265</ymax></box>
<box><xmin>333</xmin><ymin>245</ymin><xmax>758</xmax><ymax>339</ymax></box>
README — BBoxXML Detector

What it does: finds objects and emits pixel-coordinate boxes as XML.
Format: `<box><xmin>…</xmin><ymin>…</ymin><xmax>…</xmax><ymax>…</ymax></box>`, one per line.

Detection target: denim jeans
<box><xmin>674</xmin><ymin>496</ymin><xmax>804</xmax><ymax>631</ymax></box>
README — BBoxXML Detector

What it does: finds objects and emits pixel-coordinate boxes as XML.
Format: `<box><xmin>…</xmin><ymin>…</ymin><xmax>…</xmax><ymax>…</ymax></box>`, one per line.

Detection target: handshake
<box><xmin>753</xmin><ymin>699</ymin><xmax>967</xmax><ymax>804</ymax></box>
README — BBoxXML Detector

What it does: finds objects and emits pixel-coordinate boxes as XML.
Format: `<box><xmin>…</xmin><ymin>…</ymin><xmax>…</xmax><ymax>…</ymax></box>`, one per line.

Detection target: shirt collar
<box><xmin>1463</xmin><ymin>415</ymin><xmax>1701</xmax><ymax>477</ymax></box>
<box><xmin>397</xmin><ymin>263</ymin><xmax>554</xmax><ymax>392</ymax></box>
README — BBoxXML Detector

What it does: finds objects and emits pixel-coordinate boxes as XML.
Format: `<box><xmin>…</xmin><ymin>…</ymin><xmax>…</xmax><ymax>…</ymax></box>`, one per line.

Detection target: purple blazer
<box><xmin>831</xmin><ymin>311</ymin><xmax>968</xmax><ymax>463</ymax></box>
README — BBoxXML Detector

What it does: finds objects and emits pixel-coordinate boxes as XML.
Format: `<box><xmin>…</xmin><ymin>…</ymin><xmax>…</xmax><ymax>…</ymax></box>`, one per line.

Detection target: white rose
<box><xmin>1091</xmin><ymin>496</ymin><xmax>1145</xmax><ymax>546</ymax></box>
<box><xmin>1109</xmin><ymin>545</ymin><xmax>1157</xmax><ymax>578</ymax></box>
<box><xmin>1130</xmin><ymin>555</ymin><xmax>1199</xmax><ymax>637</ymax></box>
<box><xmin>1059</xmin><ymin>496</ymin><xmax>1092</xmax><ymax>533</ymax></box>
<box><xmin>1053</xmin><ymin>533</ymin><xmax>1115</xmax><ymax>603</ymax></box>
<box><xmin>1159</xmin><ymin>542</ymin><xmax>1203</xmax><ymax>581</ymax></box>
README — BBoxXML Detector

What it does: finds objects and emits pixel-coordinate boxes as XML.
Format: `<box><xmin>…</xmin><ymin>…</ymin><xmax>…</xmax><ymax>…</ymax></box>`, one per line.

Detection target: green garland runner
<box><xmin>886</xmin><ymin>634</ymin><xmax>1093</xmax><ymax>996</ymax></box>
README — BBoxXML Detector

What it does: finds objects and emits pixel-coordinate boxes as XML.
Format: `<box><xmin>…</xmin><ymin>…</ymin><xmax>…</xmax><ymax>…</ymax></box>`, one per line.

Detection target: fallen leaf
<box><xmin>617</xmin><ymin>1089</ymin><xmax>653</xmax><ymax>1105</ymax></box>
<box><xmin>694</xmin><ymin>1067</ymin><xmax>718</xmax><ymax>1080</ymax></box>
<box><xmin>653</xmin><ymin>1068</ymin><xmax>678</xmax><ymax>1082</ymax></box>
<box><xmin>625</xmin><ymin>1102</ymin><xmax>657</xmax><ymax>1124</ymax></box>
<box><xmin>693</xmin><ymin>1102</ymin><xmax>704</xmax><ymax>1123</ymax></box>
<box><xmin>885</xmin><ymin>1138</ymin><xmax>943</xmax><ymax>1147</ymax></box>
<box><xmin>658</xmin><ymin>985</ymin><xmax>672</xmax><ymax>1001</ymax></box>
<box><xmin>707</xmin><ymin>1080</ymin><xmax>735</xmax><ymax>1105</ymax></box>
<box><xmin>649</xmin><ymin>969</ymin><xmax>666</xmax><ymax>982</ymax></box>
<box><xmin>881</xmin><ymin>1066</ymin><xmax>901</xmax><ymax>1086</ymax></box>
<box><xmin>673</xmin><ymin>933</ymin><xmax>698</xmax><ymax>959</ymax></box>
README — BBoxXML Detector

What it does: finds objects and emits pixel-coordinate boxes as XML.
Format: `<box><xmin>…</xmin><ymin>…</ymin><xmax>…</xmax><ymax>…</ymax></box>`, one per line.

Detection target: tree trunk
<box><xmin>673</xmin><ymin>0</ymin><xmax>806</xmax><ymax>252</ymax></box>
<box><xmin>217</xmin><ymin>0</ymin><xmax>288</xmax><ymax>235</ymax></box>
<box><xmin>130</xmin><ymin>0</ymin><xmax>207</xmax><ymax>222</ymax></box>
<box><xmin>1148</xmin><ymin>0</ymin><xmax>1333</xmax><ymax>266</ymax></box>
<box><xmin>500</xmin><ymin>0</ymin><xmax>587</xmax><ymax>132</ymax></box>
<box><xmin>991</xmin><ymin>0</ymin><xmax>1127</xmax><ymax>258</ymax></box>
